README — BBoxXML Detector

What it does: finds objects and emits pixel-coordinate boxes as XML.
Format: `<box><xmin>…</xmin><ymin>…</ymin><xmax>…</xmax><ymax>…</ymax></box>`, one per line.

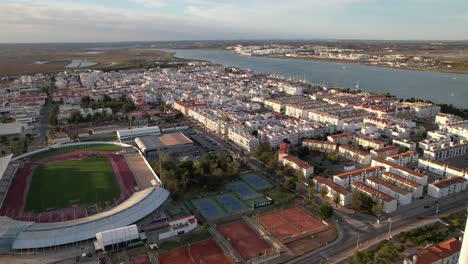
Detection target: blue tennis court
<box><xmin>229</xmin><ymin>181</ymin><xmax>263</xmax><ymax>200</ymax></box>
<box><xmin>192</xmin><ymin>197</ymin><xmax>227</xmax><ymax>221</ymax></box>
<box><xmin>241</xmin><ymin>173</ymin><xmax>273</xmax><ymax>190</ymax></box>
<box><xmin>214</xmin><ymin>193</ymin><xmax>247</xmax><ymax>213</ymax></box>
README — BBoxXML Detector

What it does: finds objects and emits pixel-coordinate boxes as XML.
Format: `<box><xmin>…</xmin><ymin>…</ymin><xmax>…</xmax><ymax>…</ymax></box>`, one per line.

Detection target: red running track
<box><xmin>0</xmin><ymin>151</ymin><xmax>138</xmax><ymax>223</ymax></box>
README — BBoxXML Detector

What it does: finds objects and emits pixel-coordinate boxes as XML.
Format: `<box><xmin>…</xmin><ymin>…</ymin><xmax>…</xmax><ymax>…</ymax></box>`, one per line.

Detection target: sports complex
<box><xmin>0</xmin><ymin>142</ymin><xmax>169</xmax><ymax>252</ymax></box>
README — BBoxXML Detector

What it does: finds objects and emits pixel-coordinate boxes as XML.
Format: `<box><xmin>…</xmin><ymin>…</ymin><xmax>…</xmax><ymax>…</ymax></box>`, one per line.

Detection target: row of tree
<box><xmin>80</xmin><ymin>95</ymin><xmax>136</xmax><ymax>113</ymax></box>
<box><xmin>155</xmin><ymin>153</ymin><xmax>240</xmax><ymax>199</ymax></box>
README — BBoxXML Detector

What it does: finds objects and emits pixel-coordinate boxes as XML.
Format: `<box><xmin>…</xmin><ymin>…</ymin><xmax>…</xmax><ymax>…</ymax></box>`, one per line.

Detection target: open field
<box><xmin>25</xmin><ymin>157</ymin><xmax>120</xmax><ymax>212</ymax></box>
<box><xmin>0</xmin><ymin>44</ymin><xmax>174</xmax><ymax>76</ymax></box>
<box><xmin>30</xmin><ymin>144</ymin><xmax>122</xmax><ymax>161</ymax></box>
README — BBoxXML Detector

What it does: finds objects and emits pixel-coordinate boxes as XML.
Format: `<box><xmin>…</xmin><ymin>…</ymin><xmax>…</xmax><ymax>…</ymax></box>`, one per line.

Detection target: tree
<box><xmin>332</xmin><ymin>192</ymin><xmax>342</xmax><ymax>208</ymax></box>
<box><xmin>308</xmin><ymin>186</ymin><xmax>316</xmax><ymax>201</ymax></box>
<box><xmin>122</xmin><ymin>102</ymin><xmax>136</xmax><ymax>112</ymax></box>
<box><xmin>317</xmin><ymin>204</ymin><xmax>334</xmax><ymax>219</ymax></box>
<box><xmin>372</xmin><ymin>201</ymin><xmax>383</xmax><ymax>216</ymax></box>
<box><xmin>80</xmin><ymin>96</ymin><xmax>91</xmax><ymax>108</ymax></box>
<box><xmin>283</xmin><ymin>177</ymin><xmax>296</xmax><ymax>190</ymax></box>
<box><xmin>351</xmin><ymin>191</ymin><xmax>363</xmax><ymax>212</ymax></box>
<box><xmin>351</xmin><ymin>191</ymin><xmax>375</xmax><ymax>214</ymax></box>
<box><xmin>11</xmin><ymin>140</ymin><xmax>27</xmax><ymax>155</ymax></box>
<box><xmin>319</xmin><ymin>185</ymin><xmax>329</xmax><ymax>201</ymax></box>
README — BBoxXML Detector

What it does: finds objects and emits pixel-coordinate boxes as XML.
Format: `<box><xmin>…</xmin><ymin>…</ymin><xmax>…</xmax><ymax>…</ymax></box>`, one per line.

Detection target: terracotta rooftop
<box><xmin>373</xmin><ymin>145</ymin><xmax>399</xmax><ymax>153</ymax></box>
<box><xmin>388</xmin><ymin>151</ymin><xmax>418</xmax><ymax>159</ymax></box>
<box><xmin>411</xmin><ymin>238</ymin><xmax>461</xmax><ymax>264</ymax></box>
<box><xmin>373</xmin><ymin>158</ymin><xmax>426</xmax><ymax>178</ymax></box>
<box><xmin>339</xmin><ymin>144</ymin><xmax>370</xmax><ymax>156</ymax></box>
<box><xmin>431</xmin><ymin>176</ymin><xmax>466</xmax><ymax>189</ymax></box>
<box><xmin>283</xmin><ymin>155</ymin><xmax>312</xmax><ymax>169</ymax></box>
<box><xmin>314</xmin><ymin>176</ymin><xmax>351</xmax><ymax>195</ymax></box>
<box><xmin>382</xmin><ymin>171</ymin><xmax>422</xmax><ymax>189</ymax></box>
<box><xmin>351</xmin><ymin>181</ymin><xmax>395</xmax><ymax>202</ymax></box>
<box><xmin>335</xmin><ymin>166</ymin><xmax>384</xmax><ymax>179</ymax></box>
<box><xmin>366</xmin><ymin>176</ymin><xmax>410</xmax><ymax>195</ymax></box>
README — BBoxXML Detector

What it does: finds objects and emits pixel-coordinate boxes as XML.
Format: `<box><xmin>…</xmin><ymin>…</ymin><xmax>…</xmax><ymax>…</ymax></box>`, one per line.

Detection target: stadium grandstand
<box><xmin>0</xmin><ymin>142</ymin><xmax>169</xmax><ymax>252</ymax></box>
<box><xmin>0</xmin><ymin>154</ymin><xmax>19</xmax><ymax>209</ymax></box>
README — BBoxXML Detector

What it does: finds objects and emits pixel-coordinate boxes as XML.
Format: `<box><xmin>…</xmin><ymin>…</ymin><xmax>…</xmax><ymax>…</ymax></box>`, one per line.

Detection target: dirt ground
<box><xmin>0</xmin><ymin>47</ymin><xmax>173</xmax><ymax>76</ymax></box>
<box><xmin>286</xmin><ymin>225</ymin><xmax>337</xmax><ymax>255</ymax></box>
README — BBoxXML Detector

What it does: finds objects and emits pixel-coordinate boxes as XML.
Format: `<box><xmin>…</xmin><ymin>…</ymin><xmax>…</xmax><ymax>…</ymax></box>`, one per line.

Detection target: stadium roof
<box><xmin>0</xmin><ymin>155</ymin><xmax>13</xmax><ymax>182</ymax></box>
<box><xmin>117</xmin><ymin>126</ymin><xmax>160</xmax><ymax>140</ymax></box>
<box><xmin>0</xmin><ymin>122</ymin><xmax>23</xmax><ymax>137</ymax></box>
<box><xmin>1</xmin><ymin>187</ymin><xmax>169</xmax><ymax>250</ymax></box>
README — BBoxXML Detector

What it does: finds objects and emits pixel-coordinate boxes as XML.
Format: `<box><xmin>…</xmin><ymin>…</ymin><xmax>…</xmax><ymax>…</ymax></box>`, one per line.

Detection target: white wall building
<box><xmin>427</xmin><ymin>177</ymin><xmax>467</xmax><ymax>198</ymax></box>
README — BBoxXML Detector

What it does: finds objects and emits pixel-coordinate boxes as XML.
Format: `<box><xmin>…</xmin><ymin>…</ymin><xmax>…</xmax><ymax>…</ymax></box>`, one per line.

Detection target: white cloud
<box><xmin>0</xmin><ymin>0</ymin><xmax>466</xmax><ymax>42</ymax></box>
<box><xmin>128</xmin><ymin>0</ymin><xmax>168</xmax><ymax>8</ymax></box>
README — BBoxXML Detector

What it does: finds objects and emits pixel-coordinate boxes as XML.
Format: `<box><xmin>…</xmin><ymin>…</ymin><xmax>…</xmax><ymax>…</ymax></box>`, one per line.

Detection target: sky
<box><xmin>0</xmin><ymin>0</ymin><xmax>467</xmax><ymax>43</ymax></box>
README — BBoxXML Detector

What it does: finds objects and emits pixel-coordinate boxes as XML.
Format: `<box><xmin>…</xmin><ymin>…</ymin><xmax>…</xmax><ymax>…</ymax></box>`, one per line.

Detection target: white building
<box><xmin>227</xmin><ymin>126</ymin><xmax>259</xmax><ymax>152</ymax></box>
<box><xmin>302</xmin><ymin>139</ymin><xmax>337</xmax><ymax>153</ymax></box>
<box><xmin>382</xmin><ymin>171</ymin><xmax>423</xmax><ymax>198</ymax></box>
<box><xmin>427</xmin><ymin>177</ymin><xmax>467</xmax><ymax>198</ymax></box>
<box><xmin>372</xmin><ymin>158</ymin><xmax>428</xmax><ymax>186</ymax></box>
<box><xmin>351</xmin><ymin>181</ymin><xmax>397</xmax><ymax>213</ymax></box>
<box><xmin>386</xmin><ymin>151</ymin><xmax>419</xmax><ymax>166</ymax></box>
<box><xmin>158</xmin><ymin>215</ymin><xmax>198</xmax><ymax>240</ymax></box>
<box><xmin>333</xmin><ymin>166</ymin><xmax>385</xmax><ymax>188</ymax></box>
<box><xmin>282</xmin><ymin>155</ymin><xmax>314</xmax><ymax>178</ymax></box>
<box><xmin>404</xmin><ymin>238</ymin><xmax>462</xmax><ymax>264</ymax></box>
<box><xmin>117</xmin><ymin>126</ymin><xmax>161</xmax><ymax>141</ymax></box>
<box><xmin>423</xmin><ymin>141</ymin><xmax>468</xmax><ymax>160</ymax></box>
<box><xmin>365</xmin><ymin>176</ymin><xmax>412</xmax><ymax>205</ymax></box>
<box><xmin>392</xmin><ymin>138</ymin><xmax>417</xmax><ymax>151</ymax></box>
<box><xmin>338</xmin><ymin>144</ymin><xmax>372</xmax><ymax>165</ymax></box>
<box><xmin>312</xmin><ymin>176</ymin><xmax>351</xmax><ymax>206</ymax></box>
<box><xmin>418</xmin><ymin>158</ymin><xmax>467</xmax><ymax>179</ymax></box>
<box><xmin>95</xmin><ymin>225</ymin><xmax>141</xmax><ymax>252</ymax></box>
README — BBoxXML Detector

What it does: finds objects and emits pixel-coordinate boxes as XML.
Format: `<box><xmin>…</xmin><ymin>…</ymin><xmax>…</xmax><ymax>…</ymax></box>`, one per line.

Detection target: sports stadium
<box><xmin>0</xmin><ymin>142</ymin><xmax>169</xmax><ymax>252</ymax></box>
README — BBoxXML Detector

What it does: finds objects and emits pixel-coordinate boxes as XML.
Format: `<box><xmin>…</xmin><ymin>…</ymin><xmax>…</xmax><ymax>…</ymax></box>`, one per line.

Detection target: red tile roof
<box><xmin>335</xmin><ymin>166</ymin><xmax>384</xmax><ymax>179</ymax></box>
<box><xmin>314</xmin><ymin>176</ymin><xmax>351</xmax><ymax>195</ymax></box>
<box><xmin>373</xmin><ymin>158</ymin><xmax>426</xmax><ymax>178</ymax></box>
<box><xmin>413</xmin><ymin>238</ymin><xmax>461</xmax><ymax>264</ymax></box>
<box><xmin>382</xmin><ymin>172</ymin><xmax>422</xmax><ymax>188</ymax></box>
<box><xmin>283</xmin><ymin>155</ymin><xmax>312</xmax><ymax>169</ymax></box>
<box><xmin>431</xmin><ymin>176</ymin><xmax>466</xmax><ymax>189</ymax></box>
<box><xmin>351</xmin><ymin>181</ymin><xmax>395</xmax><ymax>202</ymax></box>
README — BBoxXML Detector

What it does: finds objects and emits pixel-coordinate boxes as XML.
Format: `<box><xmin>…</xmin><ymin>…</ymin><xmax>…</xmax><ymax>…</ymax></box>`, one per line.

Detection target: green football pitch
<box><xmin>25</xmin><ymin>157</ymin><xmax>121</xmax><ymax>213</ymax></box>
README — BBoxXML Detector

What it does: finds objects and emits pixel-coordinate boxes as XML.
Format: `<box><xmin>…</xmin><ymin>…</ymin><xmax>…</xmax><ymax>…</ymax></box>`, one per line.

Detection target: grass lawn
<box><xmin>158</xmin><ymin>229</ymin><xmax>210</xmax><ymax>251</ymax></box>
<box><xmin>25</xmin><ymin>157</ymin><xmax>120</xmax><ymax>212</ymax></box>
<box><xmin>266</xmin><ymin>188</ymin><xmax>296</xmax><ymax>205</ymax></box>
<box><xmin>30</xmin><ymin>144</ymin><xmax>122</xmax><ymax>161</ymax></box>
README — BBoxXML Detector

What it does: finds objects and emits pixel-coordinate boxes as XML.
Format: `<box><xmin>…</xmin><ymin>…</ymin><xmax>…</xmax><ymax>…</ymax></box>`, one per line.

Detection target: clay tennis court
<box><xmin>158</xmin><ymin>239</ymin><xmax>231</xmax><ymax>264</ymax></box>
<box><xmin>218</xmin><ymin>221</ymin><xmax>273</xmax><ymax>260</ymax></box>
<box><xmin>255</xmin><ymin>207</ymin><xmax>325</xmax><ymax>243</ymax></box>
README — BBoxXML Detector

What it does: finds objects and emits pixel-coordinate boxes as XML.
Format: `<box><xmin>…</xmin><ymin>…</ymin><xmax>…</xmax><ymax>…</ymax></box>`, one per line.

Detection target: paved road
<box><xmin>288</xmin><ymin>191</ymin><xmax>468</xmax><ymax>264</ymax></box>
<box><xmin>37</xmin><ymin>77</ymin><xmax>54</xmax><ymax>143</ymax></box>
<box><xmin>187</xmin><ymin>120</ymin><xmax>468</xmax><ymax>264</ymax></box>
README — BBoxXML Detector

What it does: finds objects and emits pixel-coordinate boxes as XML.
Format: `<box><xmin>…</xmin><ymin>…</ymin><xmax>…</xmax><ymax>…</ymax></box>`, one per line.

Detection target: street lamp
<box><xmin>387</xmin><ymin>218</ymin><xmax>392</xmax><ymax>240</ymax></box>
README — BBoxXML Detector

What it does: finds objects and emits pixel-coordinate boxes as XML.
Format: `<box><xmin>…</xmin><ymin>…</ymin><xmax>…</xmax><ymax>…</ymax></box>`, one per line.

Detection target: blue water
<box><xmin>170</xmin><ymin>49</ymin><xmax>468</xmax><ymax>108</ymax></box>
